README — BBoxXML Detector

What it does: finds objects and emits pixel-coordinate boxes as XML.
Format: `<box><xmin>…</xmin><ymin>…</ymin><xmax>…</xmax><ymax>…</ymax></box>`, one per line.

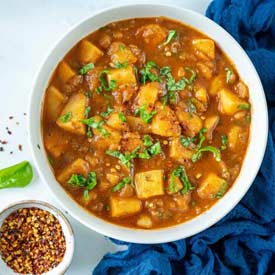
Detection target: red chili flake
<box><xmin>0</xmin><ymin>140</ymin><xmax>7</xmax><ymax>145</ymax></box>
<box><xmin>18</xmin><ymin>144</ymin><xmax>23</xmax><ymax>151</ymax></box>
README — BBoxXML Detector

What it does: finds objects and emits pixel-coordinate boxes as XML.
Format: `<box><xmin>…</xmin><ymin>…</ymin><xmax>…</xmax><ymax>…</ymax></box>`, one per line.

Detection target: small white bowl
<box><xmin>0</xmin><ymin>200</ymin><xmax>74</xmax><ymax>275</ymax></box>
<box><xmin>28</xmin><ymin>3</ymin><xmax>268</xmax><ymax>244</ymax></box>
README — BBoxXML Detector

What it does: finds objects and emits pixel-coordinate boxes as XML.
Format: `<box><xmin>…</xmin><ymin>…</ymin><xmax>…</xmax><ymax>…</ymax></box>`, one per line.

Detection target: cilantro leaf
<box><xmin>169</xmin><ymin>166</ymin><xmax>194</xmax><ymax>194</ymax></box>
<box><xmin>192</xmin><ymin>145</ymin><xmax>221</xmax><ymax>162</ymax></box>
<box><xmin>162</xmin><ymin>30</ymin><xmax>177</xmax><ymax>46</ymax></box>
<box><xmin>214</xmin><ymin>181</ymin><xmax>228</xmax><ymax>198</ymax></box>
<box><xmin>118</xmin><ymin>112</ymin><xmax>127</xmax><ymax>122</ymax></box>
<box><xmin>184</xmin><ymin>67</ymin><xmax>197</xmax><ymax>84</ymax></box>
<box><xmin>81</xmin><ymin>117</ymin><xmax>110</xmax><ymax>137</ymax></box>
<box><xmin>180</xmin><ymin>135</ymin><xmax>196</xmax><ymax>148</ymax></box>
<box><xmin>84</xmin><ymin>106</ymin><xmax>91</xmax><ymax>118</ymax></box>
<box><xmin>96</xmin><ymin>70</ymin><xmax>116</xmax><ymax>93</ymax></box>
<box><xmin>79</xmin><ymin>63</ymin><xmax>95</xmax><ymax>75</ymax></box>
<box><xmin>68</xmin><ymin>171</ymin><xmax>97</xmax><ymax>200</ymax></box>
<box><xmin>114</xmin><ymin>61</ymin><xmax>128</xmax><ymax>69</ymax></box>
<box><xmin>225</xmin><ymin>67</ymin><xmax>232</xmax><ymax>84</ymax></box>
<box><xmin>100</xmin><ymin>105</ymin><xmax>113</xmax><ymax>118</ymax></box>
<box><xmin>140</xmin><ymin>61</ymin><xmax>161</xmax><ymax>84</ymax></box>
<box><xmin>106</xmin><ymin>147</ymin><xmax>140</xmax><ymax>168</ymax></box>
<box><xmin>148</xmin><ymin>141</ymin><xmax>162</xmax><ymax>156</ymax></box>
<box><xmin>112</xmin><ymin>177</ymin><xmax>131</xmax><ymax>192</ymax></box>
<box><xmin>221</xmin><ymin>135</ymin><xmax>228</xmax><ymax>151</ymax></box>
<box><xmin>135</xmin><ymin>104</ymin><xmax>157</xmax><ymax>124</ymax></box>
<box><xmin>237</xmin><ymin>103</ymin><xmax>250</xmax><ymax>110</ymax></box>
<box><xmin>59</xmin><ymin>112</ymin><xmax>72</xmax><ymax>123</ymax></box>
<box><xmin>143</xmin><ymin>135</ymin><xmax>153</xmax><ymax>147</ymax></box>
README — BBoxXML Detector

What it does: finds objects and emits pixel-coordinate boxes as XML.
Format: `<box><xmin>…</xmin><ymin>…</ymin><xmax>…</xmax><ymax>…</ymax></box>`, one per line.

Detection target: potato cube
<box><xmin>137</xmin><ymin>214</ymin><xmax>153</xmax><ymax>229</ymax></box>
<box><xmin>127</xmin><ymin>116</ymin><xmax>151</xmax><ymax>133</ymax></box>
<box><xmin>57</xmin><ymin>158</ymin><xmax>90</xmax><ymax>183</ymax></box>
<box><xmin>228</xmin><ymin>125</ymin><xmax>242</xmax><ymax>150</ymax></box>
<box><xmin>108</xmin><ymin>66</ymin><xmax>136</xmax><ymax>87</ymax></box>
<box><xmin>209</xmin><ymin>76</ymin><xmax>224</xmax><ymax>96</ymax></box>
<box><xmin>169</xmin><ymin>138</ymin><xmax>194</xmax><ymax>163</ymax></box>
<box><xmin>45</xmin><ymin>86</ymin><xmax>67</xmax><ymax>120</ymax></box>
<box><xmin>204</xmin><ymin>115</ymin><xmax>220</xmax><ymax>140</ymax></box>
<box><xmin>110</xmin><ymin>197</ymin><xmax>142</xmax><ymax>217</ymax></box>
<box><xmin>197</xmin><ymin>62</ymin><xmax>213</xmax><ymax>79</ymax></box>
<box><xmin>78</xmin><ymin>40</ymin><xmax>103</xmax><ymax>64</ymax></box>
<box><xmin>218</xmin><ymin>88</ymin><xmax>250</xmax><ymax>115</ymax></box>
<box><xmin>151</xmin><ymin>104</ymin><xmax>181</xmax><ymax>137</ymax></box>
<box><xmin>197</xmin><ymin>172</ymin><xmax>227</xmax><ymax>199</ymax></box>
<box><xmin>56</xmin><ymin>93</ymin><xmax>87</xmax><ymax>135</ymax></box>
<box><xmin>234</xmin><ymin>81</ymin><xmax>249</xmax><ymax>98</ymax></box>
<box><xmin>136</xmin><ymin>24</ymin><xmax>167</xmax><ymax>46</ymax></box>
<box><xmin>106</xmin><ymin>112</ymin><xmax>128</xmax><ymax>131</ymax></box>
<box><xmin>194</xmin><ymin>85</ymin><xmax>208</xmax><ymax>104</ymax></box>
<box><xmin>121</xmin><ymin>132</ymin><xmax>144</xmax><ymax>153</ymax></box>
<box><xmin>57</xmin><ymin>61</ymin><xmax>76</xmax><ymax>84</ymax></box>
<box><xmin>175</xmin><ymin>108</ymin><xmax>202</xmax><ymax>136</ymax></box>
<box><xmin>192</xmin><ymin>38</ymin><xmax>215</xmax><ymax>59</ymax></box>
<box><xmin>173</xmin><ymin>194</ymin><xmax>191</xmax><ymax>212</ymax></box>
<box><xmin>44</xmin><ymin>128</ymin><xmax>68</xmax><ymax>158</ymax></box>
<box><xmin>135</xmin><ymin>170</ymin><xmax>164</xmax><ymax>199</ymax></box>
<box><xmin>108</xmin><ymin>42</ymin><xmax>137</xmax><ymax>64</ymax></box>
<box><xmin>136</xmin><ymin>82</ymin><xmax>160</xmax><ymax>111</ymax></box>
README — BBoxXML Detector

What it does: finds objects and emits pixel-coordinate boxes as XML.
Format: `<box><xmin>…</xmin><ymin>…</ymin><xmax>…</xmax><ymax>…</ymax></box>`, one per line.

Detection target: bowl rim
<box><xmin>28</xmin><ymin>3</ymin><xmax>268</xmax><ymax>244</ymax></box>
<box><xmin>0</xmin><ymin>200</ymin><xmax>74</xmax><ymax>274</ymax></box>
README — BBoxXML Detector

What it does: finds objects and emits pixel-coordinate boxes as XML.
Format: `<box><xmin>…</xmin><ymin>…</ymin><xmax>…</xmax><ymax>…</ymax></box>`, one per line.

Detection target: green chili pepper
<box><xmin>0</xmin><ymin>161</ymin><xmax>33</xmax><ymax>189</ymax></box>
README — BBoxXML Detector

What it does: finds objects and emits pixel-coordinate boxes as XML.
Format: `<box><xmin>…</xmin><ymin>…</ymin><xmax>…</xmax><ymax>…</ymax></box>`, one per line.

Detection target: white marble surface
<box><xmin>0</xmin><ymin>1</ymin><xmax>211</xmax><ymax>274</ymax></box>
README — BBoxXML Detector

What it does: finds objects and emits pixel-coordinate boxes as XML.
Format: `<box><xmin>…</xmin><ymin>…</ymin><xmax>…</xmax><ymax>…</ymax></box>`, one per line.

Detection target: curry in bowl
<box><xmin>42</xmin><ymin>17</ymin><xmax>251</xmax><ymax>229</ymax></box>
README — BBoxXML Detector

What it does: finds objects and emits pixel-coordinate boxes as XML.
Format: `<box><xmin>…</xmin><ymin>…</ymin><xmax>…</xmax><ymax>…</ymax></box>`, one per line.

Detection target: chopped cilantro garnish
<box><xmin>112</xmin><ymin>177</ymin><xmax>131</xmax><ymax>192</ymax></box>
<box><xmin>118</xmin><ymin>112</ymin><xmax>127</xmax><ymax>122</ymax></box>
<box><xmin>187</xmin><ymin>99</ymin><xmax>197</xmax><ymax>117</ymax></box>
<box><xmin>238</xmin><ymin>103</ymin><xmax>250</xmax><ymax>110</ymax></box>
<box><xmin>225</xmin><ymin>67</ymin><xmax>232</xmax><ymax>84</ymax></box>
<box><xmin>119</xmin><ymin>44</ymin><xmax>125</xmax><ymax>52</ymax></box>
<box><xmin>180</xmin><ymin>135</ymin><xmax>196</xmax><ymax>148</ymax></box>
<box><xmin>100</xmin><ymin>105</ymin><xmax>113</xmax><ymax>118</ymax></box>
<box><xmin>96</xmin><ymin>70</ymin><xmax>116</xmax><ymax>93</ymax></box>
<box><xmin>214</xmin><ymin>181</ymin><xmax>228</xmax><ymax>198</ymax></box>
<box><xmin>81</xmin><ymin>117</ymin><xmax>110</xmax><ymax>137</ymax></box>
<box><xmin>143</xmin><ymin>135</ymin><xmax>153</xmax><ymax>147</ymax></box>
<box><xmin>59</xmin><ymin>111</ymin><xmax>72</xmax><ymax>123</ymax></box>
<box><xmin>85</xmin><ymin>91</ymin><xmax>92</xmax><ymax>98</ymax></box>
<box><xmin>106</xmin><ymin>147</ymin><xmax>140</xmax><ymax>168</ymax></box>
<box><xmin>135</xmin><ymin>104</ymin><xmax>157</xmax><ymax>124</ymax></box>
<box><xmin>162</xmin><ymin>30</ymin><xmax>177</xmax><ymax>46</ymax></box>
<box><xmin>68</xmin><ymin>171</ymin><xmax>97</xmax><ymax>200</ymax></box>
<box><xmin>221</xmin><ymin>135</ymin><xmax>228</xmax><ymax>151</ymax></box>
<box><xmin>79</xmin><ymin>63</ymin><xmax>94</xmax><ymax>75</ymax></box>
<box><xmin>148</xmin><ymin>141</ymin><xmax>162</xmax><ymax>156</ymax></box>
<box><xmin>84</xmin><ymin>106</ymin><xmax>91</xmax><ymax>118</ymax></box>
<box><xmin>191</xmin><ymin>128</ymin><xmax>221</xmax><ymax>162</ymax></box>
<box><xmin>184</xmin><ymin>67</ymin><xmax>197</xmax><ymax>84</ymax></box>
<box><xmin>140</xmin><ymin>61</ymin><xmax>161</xmax><ymax>84</ymax></box>
<box><xmin>192</xmin><ymin>145</ymin><xmax>221</xmax><ymax>162</ymax></box>
<box><xmin>114</xmin><ymin>61</ymin><xmax>128</xmax><ymax>69</ymax></box>
<box><xmin>169</xmin><ymin>166</ymin><xmax>194</xmax><ymax>194</ymax></box>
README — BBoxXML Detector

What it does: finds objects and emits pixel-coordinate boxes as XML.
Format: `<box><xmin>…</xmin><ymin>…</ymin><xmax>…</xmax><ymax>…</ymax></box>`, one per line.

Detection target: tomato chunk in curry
<box><xmin>42</xmin><ymin>17</ymin><xmax>251</xmax><ymax>229</ymax></box>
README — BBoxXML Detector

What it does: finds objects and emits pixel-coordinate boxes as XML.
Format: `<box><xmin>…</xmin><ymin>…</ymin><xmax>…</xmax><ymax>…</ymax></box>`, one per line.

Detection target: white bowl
<box><xmin>28</xmin><ymin>3</ymin><xmax>268</xmax><ymax>244</ymax></box>
<box><xmin>0</xmin><ymin>200</ymin><xmax>74</xmax><ymax>275</ymax></box>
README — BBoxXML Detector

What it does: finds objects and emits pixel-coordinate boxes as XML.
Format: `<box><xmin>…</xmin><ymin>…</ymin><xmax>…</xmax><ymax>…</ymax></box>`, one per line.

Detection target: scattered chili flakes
<box><xmin>0</xmin><ymin>207</ymin><xmax>66</xmax><ymax>274</ymax></box>
<box><xmin>9</xmin><ymin>116</ymin><xmax>14</xmax><ymax>120</ymax></box>
<box><xmin>0</xmin><ymin>140</ymin><xmax>7</xmax><ymax>145</ymax></box>
<box><xmin>18</xmin><ymin>144</ymin><xmax>23</xmax><ymax>151</ymax></box>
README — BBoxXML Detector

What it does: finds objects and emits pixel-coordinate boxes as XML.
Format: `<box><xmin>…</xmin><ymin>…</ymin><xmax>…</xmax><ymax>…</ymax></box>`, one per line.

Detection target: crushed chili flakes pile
<box><xmin>0</xmin><ymin>207</ymin><xmax>66</xmax><ymax>274</ymax></box>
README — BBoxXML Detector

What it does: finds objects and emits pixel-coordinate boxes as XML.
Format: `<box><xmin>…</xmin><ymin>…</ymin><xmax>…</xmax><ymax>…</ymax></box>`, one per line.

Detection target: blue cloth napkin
<box><xmin>93</xmin><ymin>1</ymin><xmax>275</xmax><ymax>274</ymax></box>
